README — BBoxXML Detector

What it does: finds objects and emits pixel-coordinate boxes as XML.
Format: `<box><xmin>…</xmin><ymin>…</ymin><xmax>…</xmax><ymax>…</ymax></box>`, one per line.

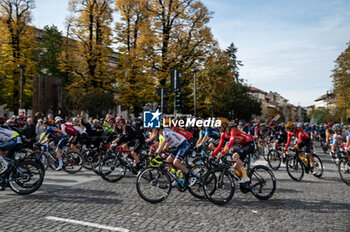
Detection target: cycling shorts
<box><xmin>299</xmin><ymin>138</ymin><xmax>313</xmax><ymax>153</ymax></box>
<box><xmin>54</xmin><ymin>137</ymin><xmax>68</xmax><ymax>149</ymax></box>
<box><xmin>170</xmin><ymin>140</ymin><xmax>191</xmax><ymax>160</ymax></box>
<box><xmin>237</xmin><ymin>141</ymin><xmax>255</xmax><ymax>162</ymax></box>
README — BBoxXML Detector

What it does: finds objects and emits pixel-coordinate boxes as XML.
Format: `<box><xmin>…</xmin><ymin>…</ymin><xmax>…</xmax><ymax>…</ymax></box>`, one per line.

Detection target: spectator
<box><xmin>22</xmin><ymin>118</ymin><xmax>36</xmax><ymax>148</ymax></box>
<box><xmin>36</xmin><ymin>119</ymin><xmax>46</xmax><ymax>140</ymax></box>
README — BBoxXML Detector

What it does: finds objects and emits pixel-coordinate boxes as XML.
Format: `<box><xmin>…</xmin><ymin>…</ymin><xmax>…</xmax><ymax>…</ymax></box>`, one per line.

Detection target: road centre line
<box><xmin>45</xmin><ymin>216</ymin><xmax>129</xmax><ymax>232</ymax></box>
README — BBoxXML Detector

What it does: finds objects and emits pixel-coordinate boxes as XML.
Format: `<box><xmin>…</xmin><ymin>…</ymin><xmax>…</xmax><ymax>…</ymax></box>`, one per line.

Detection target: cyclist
<box><xmin>155</xmin><ymin>125</ymin><xmax>197</xmax><ymax>187</ymax></box>
<box><xmin>0</xmin><ymin>127</ymin><xmax>21</xmax><ymax>176</ymax></box>
<box><xmin>211</xmin><ymin>118</ymin><xmax>253</xmax><ymax>183</ymax></box>
<box><xmin>38</xmin><ymin>120</ymin><xmax>68</xmax><ymax>170</ymax></box>
<box><xmin>330</xmin><ymin>124</ymin><xmax>347</xmax><ymax>159</ymax></box>
<box><xmin>112</xmin><ymin>118</ymin><xmax>145</xmax><ymax>171</ymax></box>
<box><xmin>284</xmin><ymin>121</ymin><xmax>317</xmax><ymax>174</ymax></box>
<box><xmin>196</xmin><ymin>125</ymin><xmax>222</xmax><ymax>151</ymax></box>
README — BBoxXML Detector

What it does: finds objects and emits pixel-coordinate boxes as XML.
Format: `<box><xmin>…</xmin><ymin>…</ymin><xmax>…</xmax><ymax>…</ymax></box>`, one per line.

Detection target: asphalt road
<box><xmin>0</xmin><ymin>146</ymin><xmax>349</xmax><ymax>232</ymax></box>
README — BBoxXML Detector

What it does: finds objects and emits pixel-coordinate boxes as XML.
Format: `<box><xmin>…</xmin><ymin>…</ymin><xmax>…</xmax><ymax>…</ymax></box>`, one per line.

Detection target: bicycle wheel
<box><xmin>9</xmin><ymin>160</ymin><xmax>44</xmax><ymax>195</ymax></box>
<box><xmin>286</xmin><ymin>156</ymin><xmax>304</xmax><ymax>181</ymax></box>
<box><xmin>249</xmin><ymin>165</ymin><xmax>276</xmax><ymax>200</ymax></box>
<box><xmin>188</xmin><ymin>164</ymin><xmax>208</xmax><ymax>199</ymax></box>
<box><xmin>338</xmin><ymin>159</ymin><xmax>350</xmax><ymax>186</ymax></box>
<box><xmin>63</xmin><ymin>152</ymin><xmax>84</xmax><ymax>174</ymax></box>
<box><xmin>311</xmin><ymin>154</ymin><xmax>324</xmax><ymax>178</ymax></box>
<box><xmin>91</xmin><ymin>153</ymin><xmax>103</xmax><ymax>175</ymax></box>
<box><xmin>136</xmin><ymin>167</ymin><xmax>171</xmax><ymax>203</ymax></box>
<box><xmin>82</xmin><ymin>150</ymin><xmax>93</xmax><ymax>170</ymax></box>
<box><xmin>203</xmin><ymin>168</ymin><xmax>235</xmax><ymax>205</ymax></box>
<box><xmin>267</xmin><ymin>150</ymin><xmax>281</xmax><ymax>170</ymax></box>
<box><xmin>99</xmin><ymin>155</ymin><xmax>126</xmax><ymax>183</ymax></box>
<box><xmin>262</xmin><ymin>145</ymin><xmax>269</xmax><ymax>161</ymax></box>
<box><xmin>27</xmin><ymin>152</ymin><xmax>49</xmax><ymax>170</ymax></box>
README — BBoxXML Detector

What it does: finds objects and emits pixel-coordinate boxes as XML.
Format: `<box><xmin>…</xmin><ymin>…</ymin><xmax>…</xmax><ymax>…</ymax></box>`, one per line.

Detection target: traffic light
<box><xmin>174</xmin><ymin>90</ymin><xmax>182</xmax><ymax>112</ymax></box>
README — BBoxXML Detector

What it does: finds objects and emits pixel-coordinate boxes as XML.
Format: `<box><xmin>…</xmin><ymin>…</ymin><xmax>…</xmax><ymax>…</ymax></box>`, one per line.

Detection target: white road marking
<box><xmin>45</xmin><ymin>216</ymin><xmax>129</xmax><ymax>232</ymax></box>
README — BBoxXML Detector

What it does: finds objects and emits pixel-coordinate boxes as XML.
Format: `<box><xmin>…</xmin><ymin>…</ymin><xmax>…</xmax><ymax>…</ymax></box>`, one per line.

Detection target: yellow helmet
<box><xmin>286</xmin><ymin>121</ymin><xmax>294</xmax><ymax>129</ymax></box>
<box><xmin>218</xmin><ymin>117</ymin><xmax>230</xmax><ymax>126</ymax></box>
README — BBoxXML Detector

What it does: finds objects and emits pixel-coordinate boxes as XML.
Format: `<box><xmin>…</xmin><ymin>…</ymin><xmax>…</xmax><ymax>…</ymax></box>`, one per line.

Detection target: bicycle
<box><xmin>285</xmin><ymin>148</ymin><xmax>324</xmax><ymax>181</ymax></box>
<box><xmin>202</xmin><ymin>153</ymin><xmax>276</xmax><ymax>205</ymax></box>
<box><xmin>32</xmin><ymin>143</ymin><xmax>84</xmax><ymax>174</ymax></box>
<box><xmin>136</xmin><ymin>153</ymin><xmax>206</xmax><ymax>203</ymax></box>
<box><xmin>0</xmin><ymin>156</ymin><xmax>44</xmax><ymax>194</ymax></box>
<box><xmin>338</xmin><ymin>151</ymin><xmax>350</xmax><ymax>186</ymax></box>
<box><xmin>99</xmin><ymin>145</ymin><xmax>150</xmax><ymax>183</ymax></box>
<box><xmin>267</xmin><ymin>142</ymin><xmax>287</xmax><ymax>170</ymax></box>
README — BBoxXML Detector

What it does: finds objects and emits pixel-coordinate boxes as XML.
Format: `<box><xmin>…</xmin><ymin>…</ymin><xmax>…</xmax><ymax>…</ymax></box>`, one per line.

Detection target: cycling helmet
<box><xmin>107</xmin><ymin>117</ymin><xmax>116</xmax><ymax>123</ymax></box>
<box><xmin>286</xmin><ymin>121</ymin><xmax>294</xmax><ymax>129</ymax></box>
<box><xmin>332</xmin><ymin>124</ymin><xmax>342</xmax><ymax>131</ymax></box>
<box><xmin>115</xmin><ymin>118</ymin><xmax>126</xmax><ymax>124</ymax></box>
<box><xmin>218</xmin><ymin>117</ymin><xmax>230</xmax><ymax>126</ymax></box>
<box><xmin>327</xmin><ymin>122</ymin><xmax>334</xmax><ymax>127</ymax></box>
<box><xmin>255</xmin><ymin>122</ymin><xmax>260</xmax><ymax>126</ymax></box>
<box><xmin>55</xmin><ymin>118</ymin><xmax>63</xmax><ymax>124</ymax></box>
<box><xmin>296</xmin><ymin>122</ymin><xmax>303</xmax><ymax>127</ymax></box>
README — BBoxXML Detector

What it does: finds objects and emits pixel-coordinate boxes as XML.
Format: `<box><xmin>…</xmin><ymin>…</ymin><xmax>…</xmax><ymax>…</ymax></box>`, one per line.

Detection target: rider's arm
<box><xmin>155</xmin><ymin>140</ymin><xmax>168</xmax><ymax>154</ymax></box>
<box><xmin>212</xmin><ymin>133</ymin><xmax>225</xmax><ymax>157</ymax></box>
<box><xmin>284</xmin><ymin>132</ymin><xmax>292</xmax><ymax>150</ymax></box>
<box><xmin>221</xmin><ymin>131</ymin><xmax>236</xmax><ymax>154</ymax></box>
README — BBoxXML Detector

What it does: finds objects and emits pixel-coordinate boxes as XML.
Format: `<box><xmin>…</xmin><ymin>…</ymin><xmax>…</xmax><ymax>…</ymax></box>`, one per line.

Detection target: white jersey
<box><xmin>163</xmin><ymin>128</ymin><xmax>186</xmax><ymax>148</ymax></box>
<box><xmin>73</xmin><ymin>125</ymin><xmax>87</xmax><ymax>135</ymax></box>
<box><xmin>0</xmin><ymin>128</ymin><xmax>18</xmax><ymax>142</ymax></box>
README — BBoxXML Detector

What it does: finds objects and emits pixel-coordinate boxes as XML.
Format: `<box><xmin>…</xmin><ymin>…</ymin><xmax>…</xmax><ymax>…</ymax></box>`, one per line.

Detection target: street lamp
<box><xmin>17</xmin><ymin>64</ymin><xmax>26</xmax><ymax>109</ymax></box>
<box><xmin>193</xmin><ymin>69</ymin><xmax>199</xmax><ymax>117</ymax></box>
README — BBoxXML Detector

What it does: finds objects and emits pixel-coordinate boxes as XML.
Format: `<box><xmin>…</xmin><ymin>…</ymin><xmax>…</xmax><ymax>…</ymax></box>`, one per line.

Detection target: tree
<box><xmin>0</xmin><ymin>0</ymin><xmax>37</xmax><ymax>111</ymax></box>
<box><xmin>332</xmin><ymin>42</ymin><xmax>350</xmax><ymax>123</ymax></box>
<box><xmin>37</xmin><ymin>25</ymin><xmax>64</xmax><ymax>79</ymax></box>
<box><xmin>60</xmin><ymin>0</ymin><xmax>115</xmax><ymax>94</ymax></box>
<box><xmin>225</xmin><ymin>42</ymin><xmax>243</xmax><ymax>82</ymax></box>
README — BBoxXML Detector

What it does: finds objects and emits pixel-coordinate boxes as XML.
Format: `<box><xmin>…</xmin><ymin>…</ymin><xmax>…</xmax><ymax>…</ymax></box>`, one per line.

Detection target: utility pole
<box><xmin>18</xmin><ymin>64</ymin><xmax>26</xmax><ymax>109</ymax></box>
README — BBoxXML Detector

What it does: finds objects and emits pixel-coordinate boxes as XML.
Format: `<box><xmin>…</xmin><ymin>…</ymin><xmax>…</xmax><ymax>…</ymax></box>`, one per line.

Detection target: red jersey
<box><xmin>284</xmin><ymin>127</ymin><xmax>310</xmax><ymax>149</ymax></box>
<box><xmin>212</xmin><ymin>128</ymin><xmax>253</xmax><ymax>157</ymax></box>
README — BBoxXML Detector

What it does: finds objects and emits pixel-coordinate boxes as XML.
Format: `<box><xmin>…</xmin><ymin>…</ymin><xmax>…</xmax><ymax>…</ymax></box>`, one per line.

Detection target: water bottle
<box><xmin>176</xmin><ymin>170</ymin><xmax>184</xmax><ymax>179</ymax></box>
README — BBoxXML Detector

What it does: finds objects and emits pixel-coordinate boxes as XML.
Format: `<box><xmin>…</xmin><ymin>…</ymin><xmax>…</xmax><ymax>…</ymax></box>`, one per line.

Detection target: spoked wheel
<box><xmin>99</xmin><ymin>155</ymin><xmax>126</xmax><ymax>183</ymax></box>
<box><xmin>262</xmin><ymin>145</ymin><xmax>269</xmax><ymax>161</ymax></box>
<box><xmin>9</xmin><ymin>160</ymin><xmax>44</xmax><ymax>195</ymax></box>
<box><xmin>286</xmin><ymin>156</ymin><xmax>304</xmax><ymax>181</ymax></box>
<box><xmin>338</xmin><ymin>159</ymin><xmax>350</xmax><ymax>186</ymax></box>
<box><xmin>203</xmin><ymin>168</ymin><xmax>235</xmax><ymax>205</ymax></box>
<box><xmin>82</xmin><ymin>150</ymin><xmax>93</xmax><ymax>170</ymax></box>
<box><xmin>91</xmin><ymin>153</ymin><xmax>103</xmax><ymax>175</ymax></box>
<box><xmin>63</xmin><ymin>152</ymin><xmax>84</xmax><ymax>174</ymax></box>
<box><xmin>267</xmin><ymin>150</ymin><xmax>281</xmax><ymax>170</ymax></box>
<box><xmin>188</xmin><ymin>164</ymin><xmax>208</xmax><ymax>199</ymax></box>
<box><xmin>27</xmin><ymin>152</ymin><xmax>49</xmax><ymax>170</ymax></box>
<box><xmin>249</xmin><ymin>165</ymin><xmax>276</xmax><ymax>200</ymax></box>
<box><xmin>136</xmin><ymin>167</ymin><xmax>171</xmax><ymax>203</ymax></box>
<box><xmin>311</xmin><ymin>154</ymin><xmax>324</xmax><ymax>178</ymax></box>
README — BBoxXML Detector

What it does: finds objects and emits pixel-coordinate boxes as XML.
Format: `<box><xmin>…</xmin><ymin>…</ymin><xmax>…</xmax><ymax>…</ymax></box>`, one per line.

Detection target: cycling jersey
<box><xmin>0</xmin><ymin>128</ymin><xmax>19</xmax><ymax>142</ymax></box>
<box><xmin>163</xmin><ymin>128</ymin><xmax>186</xmax><ymax>149</ymax></box>
<box><xmin>212</xmin><ymin>128</ymin><xmax>253</xmax><ymax>157</ymax></box>
<box><xmin>204</xmin><ymin>127</ymin><xmax>221</xmax><ymax>140</ymax></box>
<box><xmin>332</xmin><ymin>133</ymin><xmax>346</xmax><ymax>144</ymax></box>
<box><xmin>45</xmin><ymin>127</ymin><xmax>67</xmax><ymax>140</ymax></box>
<box><xmin>284</xmin><ymin>127</ymin><xmax>310</xmax><ymax>150</ymax></box>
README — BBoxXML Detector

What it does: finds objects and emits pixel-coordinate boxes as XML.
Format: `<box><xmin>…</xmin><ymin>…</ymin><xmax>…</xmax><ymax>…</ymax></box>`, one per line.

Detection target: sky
<box><xmin>32</xmin><ymin>0</ymin><xmax>350</xmax><ymax>106</ymax></box>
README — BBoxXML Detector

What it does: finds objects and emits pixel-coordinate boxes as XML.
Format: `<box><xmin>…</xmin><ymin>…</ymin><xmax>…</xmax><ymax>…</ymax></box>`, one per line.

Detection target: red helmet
<box><xmin>327</xmin><ymin>122</ymin><xmax>334</xmax><ymax>127</ymax></box>
<box><xmin>107</xmin><ymin>117</ymin><xmax>115</xmax><ymax>123</ymax></box>
<box><xmin>116</xmin><ymin>118</ymin><xmax>126</xmax><ymax>124</ymax></box>
<box><xmin>255</xmin><ymin>122</ymin><xmax>260</xmax><ymax>126</ymax></box>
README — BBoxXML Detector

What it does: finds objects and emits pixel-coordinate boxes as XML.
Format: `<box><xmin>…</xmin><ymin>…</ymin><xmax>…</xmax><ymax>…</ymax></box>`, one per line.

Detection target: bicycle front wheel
<box><xmin>249</xmin><ymin>165</ymin><xmax>276</xmax><ymax>200</ymax></box>
<box><xmin>338</xmin><ymin>159</ymin><xmax>350</xmax><ymax>186</ymax></box>
<box><xmin>99</xmin><ymin>155</ymin><xmax>126</xmax><ymax>183</ymax></box>
<box><xmin>203</xmin><ymin>168</ymin><xmax>235</xmax><ymax>205</ymax></box>
<box><xmin>312</xmin><ymin>154</ymin><xmax>324</xmax><ymax>178</ymax></box>
<box><xmin>267</xmin><ymin>150</ymin><xmax>281</xmax><ymax>170</ymax></box>
<box><xmin>136</xmin><ymin>167</ymin><xmax>171</xmax><ymax>203</ymax></box>
<box><xmin>286</xmin><ymin>156</ymin><xmax>304</xmax><ymax>181</ymax></box>
<box><xmin>63</xmin><ymin>152</ymin><xmax>84</xmax><ymax>174</ymax></box>
<box><xmin>188</xmin><ymin>164</ymin><xmax>208</xmax><ymax>199</ymax></box>
<box><xmin>9</xmin><ymin>160</ymin><xmax>44</xmax><ymax>195</ymax></box>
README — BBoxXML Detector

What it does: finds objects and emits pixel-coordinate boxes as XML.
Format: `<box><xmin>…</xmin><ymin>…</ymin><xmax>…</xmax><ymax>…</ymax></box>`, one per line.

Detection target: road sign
<box><xmin>171</xmin><ymin>70</ymin><xmax>182</xmax><ymax>92</ymax></box>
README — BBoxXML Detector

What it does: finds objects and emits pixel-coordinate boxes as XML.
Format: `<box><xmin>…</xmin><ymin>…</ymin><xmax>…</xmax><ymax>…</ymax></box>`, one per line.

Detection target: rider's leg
<box><xmin>166</xmin><ymin>156</ymin><xmax>174</xmax><ymax>171</ymax></box>
<box><xmin>130</xmin><ymin>151</ymin><xmax>140</xmax><ymax>164</ymax></box>
<box><xmin>173</xmin><ymin>158</ymin><xmax>188</xmax><ymax>174</ymax></box>
<box><xmin>232</xmin><ymin>153</ymin><xmax>248</xmax><ymax>178</ymax></box>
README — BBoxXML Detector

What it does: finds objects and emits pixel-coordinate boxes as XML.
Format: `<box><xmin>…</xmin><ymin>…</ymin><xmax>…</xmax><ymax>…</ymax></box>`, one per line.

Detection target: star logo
<box><xmin>143</xmin><ymin>110</ymin><xmax>162</xmax><ymax>128</ymax></box>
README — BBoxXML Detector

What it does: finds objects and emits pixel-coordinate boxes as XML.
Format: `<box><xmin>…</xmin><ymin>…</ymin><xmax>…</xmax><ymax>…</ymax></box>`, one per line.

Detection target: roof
<box><xmin>249</xmin><ymin>87</ymin><xmax>267</xmax><ymax>94</ymax></box>
<box><xmin>315</xmin><ymin>93</ymin><xmax>334</xmax><ymax>102</ymax></box>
